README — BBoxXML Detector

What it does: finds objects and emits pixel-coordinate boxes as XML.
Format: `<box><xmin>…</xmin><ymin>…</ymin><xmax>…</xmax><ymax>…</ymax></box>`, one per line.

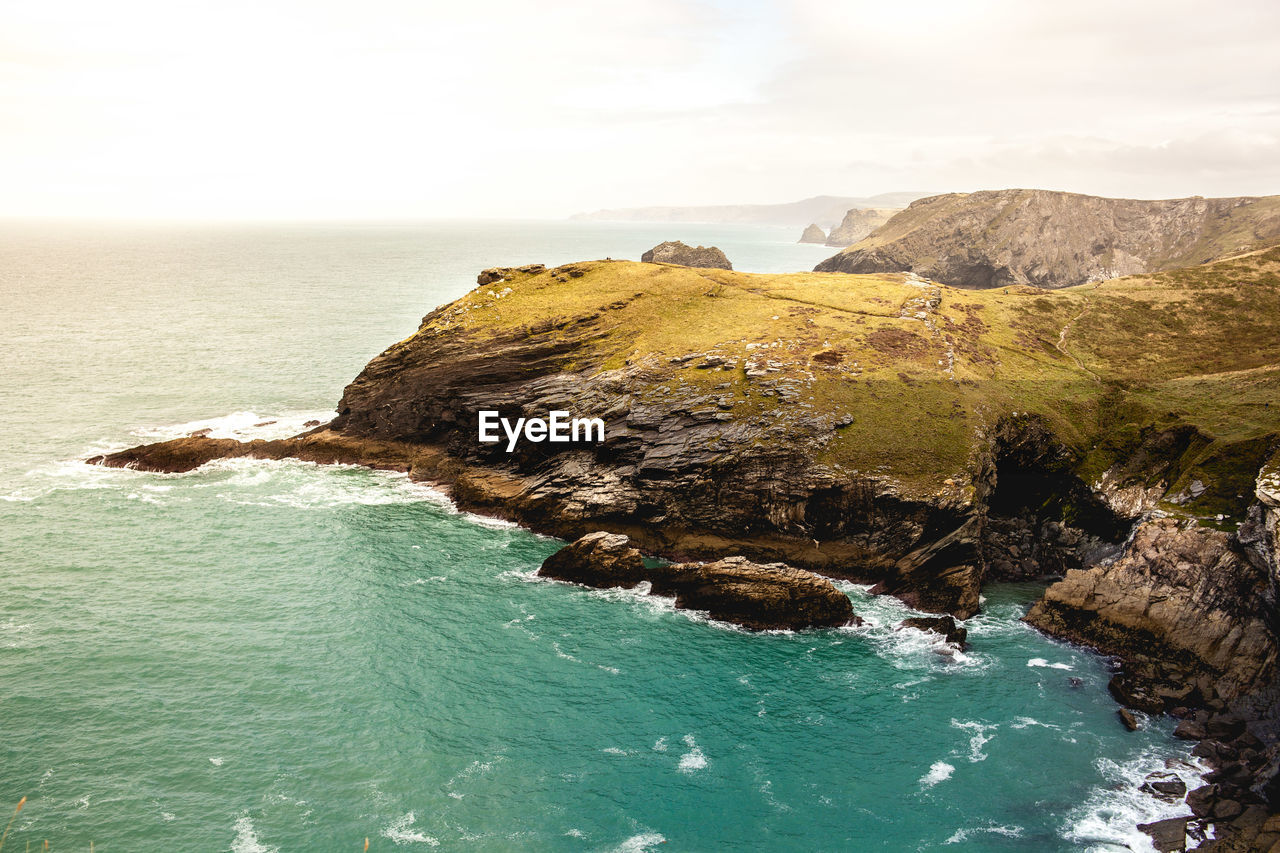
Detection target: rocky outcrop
<box><xmin>815</xmin><ymin>189</ymin><xmax>1280</xmax><ymax>288</ymax></box>
<box><xmin>640</xmin><ymin>241</ymin><xmax>732</xmax><ymax>269</ymax></box>
<box><xmin>798</xmin><ymin>224</ymin><xmax>826</xmax><ymax>244</ymax></box>
<box><xmin>1025</xmin><ymin>519</ymin><xmax>1278</xmax><ymax>713</ymax></box>
<box><xmin>538</xmin><ymin>532</ymin><xmax>858</xmax><ymax>630</ymax></box>
<box><xmin>898</xmin><ymin>615</ymin><xmax>967</xmax><ymax>647</ymax></box>
<box><xmin>477</xmin><ymin>264</ymin><xmax>546</xmax><ymax>285</ymax></box>
<box><xmin>823</xmin><ymin>207</ymin><xmax>899</xmax><ymax>247</ymax></box>
<box><xmin>91</xmin><ymin>253</ymin><xmax>1280</xmax><ymax>626</ymax></box>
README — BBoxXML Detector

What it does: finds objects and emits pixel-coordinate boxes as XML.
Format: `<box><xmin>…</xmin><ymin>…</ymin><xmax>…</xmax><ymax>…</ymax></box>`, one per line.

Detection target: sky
<box><xmin>3</xmin><ymin>0</ymin><xmax>1279</xmax><ymax>220</ymax></box>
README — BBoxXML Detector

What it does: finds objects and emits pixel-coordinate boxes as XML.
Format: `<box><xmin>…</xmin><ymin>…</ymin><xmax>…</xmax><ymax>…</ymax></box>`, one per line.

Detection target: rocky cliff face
<box><xmin>823</xmin><ymin>207</ymin><xmax>899</xmax><ymax>247</ymax></box>
<box><xmin>94</xmin><ymin>250</ymin><xmax>1280</xmax><ymax>627</ymax></box>
<box><xmin>641</xmin><ymin>241</ymin><xmax>732</xmax><ymax>269</ymax></box>
<box><xmin>815</xmin><ymin>189</ymin><xmax>1280</xmax><ymax>288</ymax></box>
<box><xmin>1025</xmin><ymin>518</ymin><xmax>1278</xmax><ymax>711</ymax></box>
<box><xmin>798</xmin><ymin>224</ymin><xmax>826</xmax><ymax>244</ymax></box>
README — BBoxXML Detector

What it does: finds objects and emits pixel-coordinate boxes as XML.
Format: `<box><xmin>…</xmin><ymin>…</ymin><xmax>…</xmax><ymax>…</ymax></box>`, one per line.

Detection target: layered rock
<box><xmin>1025</xmin><ymin>519</ymin><xmax>1278</xmax><ymax>712</ymax></box>
<box><xmin>798</xmin><ymin>223</ymin><xmax>826</xmax><ymax>244</ymax></box>
<box><xmin>815</xmin><ymin>189</ymin><xmax>1280</xmax><ymax>288</ymax></box>
<box><xmin>93</xmin><ymin>253</ymin><xmax>1280</xmax><ymax>624</ymax></box>
<box><xmin>538</xmin><ymin>532</ymin><xmax>858</xmax><ymax>630</ymax></box>
<box><xmin>640</xmin><ymin>241</ymin><xmax>732</xmax><ymax>270</ymax></box>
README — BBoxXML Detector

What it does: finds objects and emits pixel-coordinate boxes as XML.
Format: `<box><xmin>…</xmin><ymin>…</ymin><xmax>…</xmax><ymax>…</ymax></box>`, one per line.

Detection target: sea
<box><xmin>0</xmin><ymin>220</ymin><xmax>1202</xmax><ymax>851</ymax></box>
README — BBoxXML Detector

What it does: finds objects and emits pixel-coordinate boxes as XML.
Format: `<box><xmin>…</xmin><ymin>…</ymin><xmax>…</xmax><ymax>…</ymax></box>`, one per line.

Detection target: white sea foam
<box><xmin>132</xmin><ymin>410</ymin><xmax>335</xmax><ymax>442</ymax></box>
<box><xmin>945</xmin><ymin>823</ymin><xmax>1024</xmax><ymax>844</ymax></box>
<box><xmin>1010</xmin><ymin>716</ymin><xmax>1061</xmax><ymax>731</ymax></box>
<box><xmin>834</xmin><ymin>581</ymin><xmax>985</xmax><ymax>673</ymax></box>
<box><xmin>652</xmin><ymin>737</ymin><xmax>668</xmax><ymax>752</ymax></box>
<box><xmin>209</xmin><ymin>757</ymin><xmax>224</xmax><ymax>766</ymax></box>
<box><xmin>920</xmin><ymin>761</ymin><xmax>955</xmax><ymax>788</ymax></box>
<box><xmin>1063</xmin><ymin>748</ymin><xmax>1209</xmax><ymax>853</ymax></box>
<box><xmin>950</xmin><ymin>719</ymin><xmax>996</xmax><ymax>762</ymax></box>
<box><xmin>677</xmin><ymin>734</ymin><xmax>708</xmax><ymax>773</ymax></box>
<box><xmin>1028</xmin><ymin>657</ymin><xmax>1074</xmax><ymax>670</ymax></box>
<box><xmin>608</xmin><ymin>832</ymin><xmax>667</xmax><ymax>852</ymax></box>
<box><xmin>382</xmin><ymin>812</ymin><xmax>440</xmax><ymax>846</ymax></box>
<box><xmin>231</xmin><ymin>817</ymin><xmax>279</xmax><ymax>853</ymax></box>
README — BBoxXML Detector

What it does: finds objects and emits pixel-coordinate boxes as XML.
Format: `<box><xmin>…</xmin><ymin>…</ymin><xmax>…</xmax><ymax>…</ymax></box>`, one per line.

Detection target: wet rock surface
<box><xmin>538</xmin><ymin>532</ymin><xmax>858</xmax><ymax>631</ymax></box>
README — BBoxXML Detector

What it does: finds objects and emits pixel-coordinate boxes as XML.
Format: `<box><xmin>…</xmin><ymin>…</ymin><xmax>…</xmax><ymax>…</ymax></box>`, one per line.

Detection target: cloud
<box><xmin>0</xmin><ymin>0</ymin><xmax>1278</xmax><ymax>217</ymax></box>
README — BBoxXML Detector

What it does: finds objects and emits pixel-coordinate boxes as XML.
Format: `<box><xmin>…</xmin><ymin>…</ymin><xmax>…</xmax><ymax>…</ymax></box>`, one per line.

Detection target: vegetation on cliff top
<box><xmin>390</xmin><ymin>247</ymin><xmax>1280</xmax><ymax>515</ymax></box>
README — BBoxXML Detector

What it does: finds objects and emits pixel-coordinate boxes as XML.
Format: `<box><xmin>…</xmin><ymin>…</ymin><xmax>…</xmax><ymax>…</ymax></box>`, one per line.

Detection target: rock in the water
<box><xmin>798</xmin><ymin>224</ymin><xmax>827</xmax><ymax>244</ymax></box>
<box><xmin>641</xmin><ymin>241</ymin><xmax>732</xmax><ymax>270</ymax></box>
<box><xmin>1025</xmin><ymin>518</ymin><xmax>1278</xmax><ymax>713</ymax></box>
<box><xmin>1118</xmin><ymin>708</ymin><xmax>1140</xmax><ymax>731</ymax></box>
<box><xmin>1142</xmin><ymin>770</ymin><xmax>1188</xmax><ymax>801</ymax></box>
<box><xmin>1137</xmin><ymin>815</ymin><xmax>1189</xmax><ymax>852</ymax></box>
<box><xmin>898</xmin><ymin>615</ymin><xmax>967</xmax><ymax>647</ymax></box>
<box><xmin>537</xmin><ymin>533</ymin><xmax>858</xmax><ymax>631</ymax></box>
<box><xmin>538</xmin><ymin>531</ymin><xmax>648</xmax><ymax>588</ymax></box>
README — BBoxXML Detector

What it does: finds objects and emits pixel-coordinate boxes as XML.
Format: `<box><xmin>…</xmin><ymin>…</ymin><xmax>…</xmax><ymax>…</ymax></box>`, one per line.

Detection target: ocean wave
<box><xmin>132</xmin><ymin>409</ymin><xmax>335</xmax><ymax>442</ymax></box>
<box><xmin>1063</xmin><ymin>748</ymin><xmax>1209</xmax><ymax>852</ymax></box>
<box><xmin>231</xmin><ymin>816</ymin><xmax>279</xmax><ymax>853</ymax></box>
<box><xmin>920</xmin><ymin>761</ymin><xmax>955</xmax><ymax>788</ymax></box>
<box><xmin>1028</xmin><ymin>657</ymin><xmax>1074</xmax><ymax>670</ymax></box>
<box><xmin>677</xmin><ymin>734</ymin><xmax>708</xmax><ymax>773</ymax></box>
<box><xmin>382</xmin><ymin>811</ymin><xmax>440</xmax><ymax>846</ymax></box>
<box><xmin>951</xmin><ymin>719</ymin><xmax>996</xmax><ymax>762</ymax></box>
<box><xmin>834</xmin><ymin>582</ymin><xmax>986</xmax><ymax>673</ymax></box>
<box><xmin>607</xmin><ymin>832</ymin><xmax>667</xmax><ymax>852</ymax></box>
<box><xmin>945</xmin><ymin>822</ymin><xmax>1024</xmax><ymax>844</ymax></box>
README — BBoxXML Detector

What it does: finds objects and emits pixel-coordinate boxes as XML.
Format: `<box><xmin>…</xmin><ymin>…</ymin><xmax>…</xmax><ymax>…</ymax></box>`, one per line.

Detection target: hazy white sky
<box><xmin>3</xmin><ymin>0</ymin><xmax>1278</xmax><ymax>219</ymax></box>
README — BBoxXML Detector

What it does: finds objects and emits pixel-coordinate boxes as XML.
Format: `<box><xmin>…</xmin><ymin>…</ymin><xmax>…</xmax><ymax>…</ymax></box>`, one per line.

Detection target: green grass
<box><xmin>396</xmin><ymin>248</ymin><xmax>1280</xmax><ymax>512</ymax></box>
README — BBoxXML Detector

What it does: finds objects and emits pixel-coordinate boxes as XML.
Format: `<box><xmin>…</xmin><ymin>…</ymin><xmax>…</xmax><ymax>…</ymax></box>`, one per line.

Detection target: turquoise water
<box><xmin>1</xmin><ymin>222</ymin><xmax>1198</xmax><ymax>851</ymax></box>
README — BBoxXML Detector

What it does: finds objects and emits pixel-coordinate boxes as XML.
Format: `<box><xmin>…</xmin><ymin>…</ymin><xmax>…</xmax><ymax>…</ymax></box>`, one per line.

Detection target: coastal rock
<box><xmin>537</xmin><ymin>533</ymin><xmax>858</xmax><ymax>631</ymax></box>
<box><xmin>798</xmin><ymin>224</ymin><xmax>827</xmax><ymax>244</ymax></box>
<box><xmin>1142</xmin><ymin>771</ymin><xmax>1189</xmax><ymax>801</ymax></box>
<box><xmin>1138</xmin><ymin>815</ymin><xmax>1189</xmax><ymax>852</ymax></box>
<box><xmin>640</xmin><ymin>241</ymin><xmax>732</xmax><ymax>270</ymax></box>
<box><xmin>538</xmin><ymin>530</ymin><xmax>647</xmax><ymax>588</ymax></box>
<box><xmin>823</xmin><ymin>207</ymin><xmax>898</xmax><ymax>247</ymax></box>
<box><xmin>814</xmin><ymin>189</ymin><xmax>1280</xmax><ymax>288</ymax></box>
<box><xmin>477</xmin><ymin>264</ymin><xmax>546</xmax><ymax>285</ymax></box>
<box><xmin>898</xmin><ymin>615</ymin><xmax>967</xmax><ymax>647</ymax></box>
<box><xmin>91</xmin><ymin>253</ymin><xmax>1280</xmax><ymax>626</ymax></box>
<box><xmin>1025</xmin><ymin>519</ymin><xmax>1278</xmax><ymax>713</ymax></box>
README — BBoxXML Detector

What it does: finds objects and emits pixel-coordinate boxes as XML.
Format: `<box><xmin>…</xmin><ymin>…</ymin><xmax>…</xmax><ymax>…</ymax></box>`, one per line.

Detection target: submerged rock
<box><xmin>640</xmin><ymin>241</ymin><xmax>732</xmax><ymax>270</ymax></box>
<box><xmin>538</xmin><ymin>532</ymin><xmax>858</xmax><ymax>631</ymax></box>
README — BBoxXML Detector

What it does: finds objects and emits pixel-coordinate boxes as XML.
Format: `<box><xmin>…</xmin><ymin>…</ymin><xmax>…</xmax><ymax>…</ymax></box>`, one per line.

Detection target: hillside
<box><xmin>571</xmin><ymin>192</ymin><xmax>932</xmax><ymax>227</ymax></box>
<box><xmin>98</xmin><ymin>248</ymin><xmax>1280</xmax><ymax>619</ymax></box>
<box><xmin>815</xmin><ymin>189</ymin><xmax>1280</xmax><ymax>288</ymax></box>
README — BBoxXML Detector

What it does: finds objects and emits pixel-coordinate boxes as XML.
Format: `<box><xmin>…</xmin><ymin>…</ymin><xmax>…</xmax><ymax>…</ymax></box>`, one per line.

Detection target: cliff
<box><xmin>815</xmin><ymin>189</ymin><xmax>1280</xmax><ymax>289</ymax></box>
<box><xmin>823</xmin><ymin>207</ymin><xmax>900</xmax><ymax>247</ymax></box>
<box><xmin>91</xmin><ymin>246</ymin><xmax>1280</xmax><ymax>850</ymax></box>
<box><xmin>798</xmin><ymin>224</ymin><xmax>826</xmax><ymax>244</ymax></box>
<box><xmin>96</xmin><ymin>249</ymin><xmax>1280</xmax><ymax>621</ymax></box>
